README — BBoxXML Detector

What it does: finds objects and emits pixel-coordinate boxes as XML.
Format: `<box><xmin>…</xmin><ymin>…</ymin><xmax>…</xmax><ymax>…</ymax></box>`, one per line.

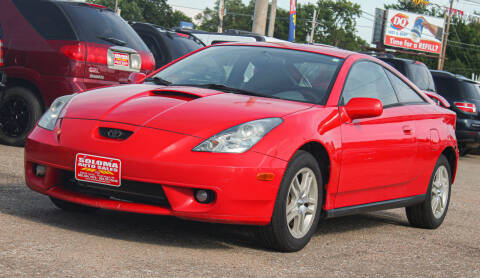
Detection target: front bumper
<box><xmin>25</xmin><ymin>118</ymin><xmax>288</xmax><ymax>225</ymax></box>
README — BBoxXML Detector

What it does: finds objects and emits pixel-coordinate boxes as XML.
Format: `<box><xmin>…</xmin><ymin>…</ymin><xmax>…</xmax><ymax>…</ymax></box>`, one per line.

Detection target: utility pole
<box><xmin>218</xmin><ymin>0</ymin><xmax>225</xmax><ymax>33</ymax></box>
<box><xmin>267</xmin><ymin>0</ymin><xmax>277</xmax><ymax>37</ymax></box>
<box><xmin>438</xmin><ymin>0</ymin><xmax>454</xmax><ymax>70</ymax></box>
<box><xmin>309</xmin><ymin>9</ymin><xmax>318</xmax><ymax>44</ymax></box>
<box><xmin>114</xmin><ymin>0</ymin><xmax>119</xmax><ymax>14</ymax></box>
<box><xmin>252</xmin><ymin>0</ymin><xmax>269</xmax><ymax>35</ymax></box>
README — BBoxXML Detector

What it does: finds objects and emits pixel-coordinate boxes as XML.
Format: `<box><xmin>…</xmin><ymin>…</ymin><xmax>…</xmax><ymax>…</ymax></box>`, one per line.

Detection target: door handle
<box><xmin>402</xmin><ymin>125</ymin><xmax>413</xmax><ymax>135</ymax></box>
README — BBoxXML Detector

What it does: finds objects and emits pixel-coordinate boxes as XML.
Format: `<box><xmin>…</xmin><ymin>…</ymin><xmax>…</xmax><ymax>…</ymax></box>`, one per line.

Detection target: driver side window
<box><xmin>342</xmin><ymin>61</ymin><xmax>399</xmax><ymax>107</ymax></box>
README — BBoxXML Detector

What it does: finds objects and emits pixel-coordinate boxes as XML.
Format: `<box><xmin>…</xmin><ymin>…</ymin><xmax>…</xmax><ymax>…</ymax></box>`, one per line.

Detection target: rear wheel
<box><xmin>257</xmin><ymin>151</ymin><xmax>322</xmax><ymax>252</ymax></box>
<box><xmin>0</xmin><ymin>86</ymin><xmax>43</xmax><ymax>146</ymax></box>
<box><xmin>50</xmin><ymin>197</ymin><xmax>99</xmax><ymax>213</ymax></box>
<box><xmin>406</xmin><ymin>155</ymin><xmax>451</xmax><ymax>229</ymax></box>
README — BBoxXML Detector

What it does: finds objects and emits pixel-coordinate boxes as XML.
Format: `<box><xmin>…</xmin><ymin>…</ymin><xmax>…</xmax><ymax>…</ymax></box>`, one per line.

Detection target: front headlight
<box><xmin>38</xmin><ymin>94</ymin><xmax>75</xmax><ymax>130</ymax></box>
<box><xmin>193</xmin><ymin>118</ymin><xmax>283</xmax><ymax>153</ymax></box>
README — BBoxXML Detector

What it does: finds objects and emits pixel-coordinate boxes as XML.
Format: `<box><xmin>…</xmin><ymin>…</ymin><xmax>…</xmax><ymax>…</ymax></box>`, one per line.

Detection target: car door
<box><xmin>336</xmin><ymin>61</ymin><xmax>418</xmax><ymax>208</ymax></box>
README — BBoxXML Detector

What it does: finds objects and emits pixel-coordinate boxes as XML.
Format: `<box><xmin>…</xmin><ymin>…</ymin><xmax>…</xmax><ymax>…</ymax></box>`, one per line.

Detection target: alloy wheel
<box><xmin>286</xmin><ymin>167</ymin><xmax>318</xmax><ymax>239</ymax></box>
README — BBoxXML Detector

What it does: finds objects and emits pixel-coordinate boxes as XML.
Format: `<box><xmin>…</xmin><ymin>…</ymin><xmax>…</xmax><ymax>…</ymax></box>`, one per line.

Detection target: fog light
<box><xmin>35</xmin><ymin>165</ymin><xmax>46</xmax><ymax>177</ymax></box>
<box><xmin>194</xmin><ymin>189</ymin><xmax>215</xmax><ymax>204</ymax></box>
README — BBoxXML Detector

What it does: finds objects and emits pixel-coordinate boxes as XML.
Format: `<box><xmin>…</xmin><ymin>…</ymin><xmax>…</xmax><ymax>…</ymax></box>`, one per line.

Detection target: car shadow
<box><xmin>0</xmin><ymin>182</ymin><xmax>408</xmax><ymax>251</ymax></box>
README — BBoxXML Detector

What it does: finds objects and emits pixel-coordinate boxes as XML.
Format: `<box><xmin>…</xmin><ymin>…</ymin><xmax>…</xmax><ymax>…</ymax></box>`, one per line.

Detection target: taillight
<box><xmin>60</xmin><ymin>43</ymin><xmax>86</xmax><ymax>61</ymax></box>
<box><xmin>0</xmin><ymin>39</ymin><xmax>4</xmax><ymax>67</ymax></box>
<box><xmin>139</xmin><ymin>51</ymin><xmax>155</xmax><ymax>71</ymax></box>
<box><xmin>454</xmin><ymin>102</ymin><xmax>477</xmax><ymax>113</ymax></box>
<box><xmin>86</xmin><ymin>44</ymin><xmax>108</xmax><ymax>64</ymax></box>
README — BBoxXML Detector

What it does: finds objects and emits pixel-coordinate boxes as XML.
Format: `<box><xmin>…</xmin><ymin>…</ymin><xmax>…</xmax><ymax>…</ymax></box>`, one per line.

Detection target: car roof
<box><xmin>210</xmin><ymin>42</ymin><xmax>356</xmax><ymax>59</ymax></box>
<box><xmin>430</xmin><ymin>70</ymin><xmax>475</xmax><ymax>82</ymax></box>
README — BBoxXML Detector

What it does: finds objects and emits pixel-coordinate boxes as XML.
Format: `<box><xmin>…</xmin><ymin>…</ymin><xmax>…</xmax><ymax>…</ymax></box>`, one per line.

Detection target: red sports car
<box><xmin>25</xmin><ymin>43</ymin><xmax>458</xmax><ymax>251</ymax></box>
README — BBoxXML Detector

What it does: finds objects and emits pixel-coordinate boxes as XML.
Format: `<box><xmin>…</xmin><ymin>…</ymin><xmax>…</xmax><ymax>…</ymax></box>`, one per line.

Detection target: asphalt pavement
<box><xmin>0</xmin><ymin>145</ymin><xmax>479</xmax><ymax>277</ymax></box>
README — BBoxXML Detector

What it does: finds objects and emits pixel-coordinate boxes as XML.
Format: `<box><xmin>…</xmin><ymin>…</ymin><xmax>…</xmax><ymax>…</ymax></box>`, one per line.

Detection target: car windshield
<box><xmin>60</xmin><ymin>3</ymin><xmax>150</xmax><ymax>52</ymax></box>
<box><xmin>151</xmin><ymin>45</ymin><xmax>344</xmax><ymax>104</ymax></box>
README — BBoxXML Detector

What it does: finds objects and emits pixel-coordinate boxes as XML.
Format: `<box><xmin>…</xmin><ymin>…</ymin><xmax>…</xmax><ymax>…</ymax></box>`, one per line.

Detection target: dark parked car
<box><xmin>0</xmin><ymin>0</ymin><xmax>155</xmax><ymax>146</ymax></box>
<box><xmin>374</xmin><ymin>55</ymin><xmax>437</xmax><ymax>93</ymax></box>
<box><xmin>130</xmin><ymin>22</ymin><xmax>204</xmax><ymax>69</ymax></box>
<box><xmin>431</xmin><ymin>70</ymin><xmax>480</xmax><ymax>156</ymax></box>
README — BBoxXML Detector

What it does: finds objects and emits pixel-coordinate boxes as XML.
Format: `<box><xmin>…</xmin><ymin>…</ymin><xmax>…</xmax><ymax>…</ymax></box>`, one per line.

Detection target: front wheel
<box><xmin>406</xmin><ymin>155</ymin><xmax>451</xmax><ymax>229</ymax></box>
<box><xmin>257</xmin><ymin>150</ymin><xmax>323</xmax><ymax>252</ymax></box>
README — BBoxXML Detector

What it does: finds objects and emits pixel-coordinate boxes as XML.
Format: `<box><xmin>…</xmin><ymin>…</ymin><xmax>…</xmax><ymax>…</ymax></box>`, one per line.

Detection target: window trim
<box><xmin>338</xmin><ymin>59</ymin><xmax>400</xmax><ymax>108</ymax></box>
<box><xmin>384</xmin><ymin>68</ymin><xmax>428</xmax><ymax>106</ymax></box>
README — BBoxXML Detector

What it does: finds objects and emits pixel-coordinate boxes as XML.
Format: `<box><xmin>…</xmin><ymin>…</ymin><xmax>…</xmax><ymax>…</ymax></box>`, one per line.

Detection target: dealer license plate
<box><xmin>75</xmin><ymin>153</ymin><xmax>121</xmax><ymax>187</ymax></box>
<box><xmin>113</xmin><ymin>52</ymin><xmax>130</xmax><ymax>68</ymax></box>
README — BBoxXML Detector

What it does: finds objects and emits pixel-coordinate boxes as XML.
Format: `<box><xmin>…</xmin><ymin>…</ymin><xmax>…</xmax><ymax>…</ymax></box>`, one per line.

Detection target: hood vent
<box><xmin>151</xmin><ymin>90</ymin><xmax>201</xmax><ymax>101</ymax></box>
<box><xmin>99</xmin><ymin>128</ymin><xmax>133</xmax><ymax>140</ymax></box>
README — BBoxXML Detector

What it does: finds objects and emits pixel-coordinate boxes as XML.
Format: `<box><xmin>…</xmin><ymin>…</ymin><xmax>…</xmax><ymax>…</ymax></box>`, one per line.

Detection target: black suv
<box><xmin>431</xmin><ymin>70</ymin><xmax>480</xmax><ymax>155</ymax></box>
<box><xmin>130</xmin><ymin>22</ymin><xmax>204</xmax><ymax>69</ymax></box>
<box><xmin>374</xmin><ymin>55</ymin><xmax>437</xmax><ymax>93</ymax></box>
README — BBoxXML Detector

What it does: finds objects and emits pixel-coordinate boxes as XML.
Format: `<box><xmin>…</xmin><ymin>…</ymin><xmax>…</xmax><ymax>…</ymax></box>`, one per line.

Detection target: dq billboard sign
<box><xmin>384</xmin><ymin>9</ymin><xmax>444</xmax><ymax>54</ymax></box>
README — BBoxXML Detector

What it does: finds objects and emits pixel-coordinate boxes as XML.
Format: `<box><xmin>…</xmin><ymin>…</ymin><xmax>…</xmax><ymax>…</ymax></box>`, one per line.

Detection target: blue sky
<box><xmin>168</xmin><ymin>0</ymin><xmax>480</xmax><ymax>43</ymax></box>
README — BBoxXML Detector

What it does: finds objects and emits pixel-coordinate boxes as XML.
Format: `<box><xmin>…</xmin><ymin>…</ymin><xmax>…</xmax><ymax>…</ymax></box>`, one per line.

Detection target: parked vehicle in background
<box><xmin>0</xmin><ymin>0</ymin><xmax>155</xmax><ymax>146</ymax></box>
<box><xmin>130</xmin><ymin>22</ymin><xmax>204</xmax><ymax>69</ymax></box>
<box><xmin>371</xmin><ymin>54</ymin><xmax>437</xmax><ymax>93</ymax></box>
<box><xmin>25</xmin><ymin>43</ymin><xmax>457</xmax><ymax>252</ymax></box>
<box><xmin>0</xmin><ymin>71</ymin><xmax>5</xmax><ymax>88</ymax></box>
<box><xmin>431</xmin><ymin>70</ymin><xmax>480</xmax><ymax>156</ymax></box>
<box><xmin>174</xmin><ymin>28</ymin><xmax>286</xmax><ymax>45</ymax></box>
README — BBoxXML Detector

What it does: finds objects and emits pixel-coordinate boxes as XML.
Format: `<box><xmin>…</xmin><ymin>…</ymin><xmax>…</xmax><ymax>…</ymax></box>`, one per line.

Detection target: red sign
<box><xmin>390</xmin><ymin>13</ymin><xmax>409</xmax><ymax>30</ymax></box>
<box><xmin>113</xmin><ymin>52</ymin><xmax>129</xmax><ymax>67</ymax></box>
<box><xmin>75</xmin><ymin>153</ymin><xmax>121</xmax><ymax>187</ymax></box>
<box><xmin>290</xmin><ymin>0</ymin><xmax>296</xmax><ymax>14</ymax></box>
<box><xmin>384</xmin><ymin>35</ymin><xmax>442</xmax><ymax>54</ymax></box>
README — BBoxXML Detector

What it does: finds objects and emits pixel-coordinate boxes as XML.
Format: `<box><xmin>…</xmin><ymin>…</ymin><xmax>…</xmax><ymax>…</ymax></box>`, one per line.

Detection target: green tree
<box><xmin>88</xmin><ymin>0</ymin><xmax>192</xmax><ymax>28</ymax></box>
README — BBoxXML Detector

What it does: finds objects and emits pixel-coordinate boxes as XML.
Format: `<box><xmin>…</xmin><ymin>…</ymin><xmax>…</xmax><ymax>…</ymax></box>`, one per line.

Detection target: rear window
<box><xmin>459</xmin><ymin>81</ymin><xmax>480</xmax><ymax>100</ymax></box>
<box><xmin>59</xmin><ymin>3</ymin><xmax>149</xmax><ymax>52</ymax></box>
<box><xmin>13</xmin><ymin>0</ymin><xmax>76</xmax><ymax>40</ymax></box>
<box><xmin>164</xmin><ymin>32</ymin><xmax>204</xmax><ymax>60</ymax></box>
<box><xmin>434</xmin><ymin>77</ymin><xmax>480</xmax><ymax>100</ymax></box>
<box><xmin>407</xmin><ymin>63</ymin><xmax>436</xmax><ymax>92</ymax></box>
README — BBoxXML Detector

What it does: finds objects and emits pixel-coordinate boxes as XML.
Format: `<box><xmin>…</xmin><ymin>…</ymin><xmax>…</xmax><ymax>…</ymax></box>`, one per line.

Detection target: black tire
<box><xmin>50</xmin><ymin>197</ymin><xmax>99</xmax><ymax>213</ymax></box>
<box><xmin>406</xmin><ymin>154</ymin><xmax>451</xmax><ymax>229</ymax></box>
<box><xmin>257</xmin><ymin>150</ymin><xmax>323</xmax><ymax>252</ymax></box>
<box><xmin>0</xmin><ymin>86</ymin><xmax>43</xmax><ymax>146</ymax></box>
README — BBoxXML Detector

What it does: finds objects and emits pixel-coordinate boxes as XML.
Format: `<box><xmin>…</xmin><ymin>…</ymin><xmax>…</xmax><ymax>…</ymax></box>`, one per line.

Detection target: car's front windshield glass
<box><xmin>151</xmin><ymin>45</ymin><xmax>344</xmax><ymax>104</ymax></box>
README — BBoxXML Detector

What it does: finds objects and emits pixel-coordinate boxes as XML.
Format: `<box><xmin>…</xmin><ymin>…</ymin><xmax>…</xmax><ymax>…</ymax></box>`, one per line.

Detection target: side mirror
<box><xmin>423</xmin><ymin>91</ymin><xmax>450</xmax><ymax>108</ymax></box>
<box><xmin>127</xmin><ymin>72</ymin><xmax>146</xmax><ymax>84</ymax></box>
<box><xmin>344</xmin><ymin>97</ymin><xmax>383</xmax><ymax>121</ymax></box>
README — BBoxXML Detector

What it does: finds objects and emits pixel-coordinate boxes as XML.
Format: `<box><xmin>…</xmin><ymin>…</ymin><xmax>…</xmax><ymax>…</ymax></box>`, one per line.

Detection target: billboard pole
<box><xmin>218</xmin><ymin>0</ymin><xmax>225</xmax><ymax>33</ymax></box>
<box><xmin>252</xmin><ymin>0</ymin><xmax>269</xmax><ymax>35</ymax></box>
<box><xmin>438</xmin><ymin>0</ymin><xmax>454</xmax><ymax>70</ymax></box>
<box><xmin>288</xmin><ymin>0</ymin><xmax>297</xmax><ymax>42</ymax></box>
<box><xmin>267</xmin><ymin>0</ymin><xmax>277</xmax><ymax>37</ymax></box>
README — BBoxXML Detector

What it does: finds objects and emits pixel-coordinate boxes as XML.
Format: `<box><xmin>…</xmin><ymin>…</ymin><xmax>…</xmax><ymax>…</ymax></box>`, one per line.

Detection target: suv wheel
<box><xmin>0</xmin><ymin>86</ymin><xmax>43</xmax><ymax>146</ymax></box>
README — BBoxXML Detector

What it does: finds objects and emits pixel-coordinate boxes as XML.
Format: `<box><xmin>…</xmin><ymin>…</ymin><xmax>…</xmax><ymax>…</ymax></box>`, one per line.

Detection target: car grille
<box><xmin>61</xmin><ymin>171</ymin><xmax>170</xmax><ymax>208</ymax></box>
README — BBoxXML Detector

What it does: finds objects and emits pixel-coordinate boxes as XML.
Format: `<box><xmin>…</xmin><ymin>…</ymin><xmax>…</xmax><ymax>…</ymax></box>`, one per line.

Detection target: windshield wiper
<box><xmin>173</xmin><ymin>83</ymin><xmax>268</xmax><ymax>98</ymax></box>
<box><xmin>97</xmin><ymin>36</ymin><xmax>126</xmax><ymax>46</ymax></box>
<box><xmin>145</xmin><ymin>76</ymin><xmax>172</xmax><ymax>86</ymax></box>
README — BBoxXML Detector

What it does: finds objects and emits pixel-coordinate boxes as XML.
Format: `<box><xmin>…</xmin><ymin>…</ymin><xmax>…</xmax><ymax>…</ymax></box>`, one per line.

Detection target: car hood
<box><xmin>64</xmin><ymin>84</ymin><xmax>314</xmax><ymax>138</ymax></box>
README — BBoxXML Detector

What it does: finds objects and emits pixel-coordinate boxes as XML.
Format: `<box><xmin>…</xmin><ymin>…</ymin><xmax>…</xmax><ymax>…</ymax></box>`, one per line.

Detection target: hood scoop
<box><xmin>151</xmin><ymin>90</ymin><xmax>201</xmax><ymax>101</ymax></box>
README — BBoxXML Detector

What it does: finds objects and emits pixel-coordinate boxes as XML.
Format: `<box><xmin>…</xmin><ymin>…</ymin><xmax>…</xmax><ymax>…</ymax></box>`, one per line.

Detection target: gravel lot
<box><xmin>0</xmin><ymin>145</ymin><xmax>479</xmax><ymax>277</ymax></box>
